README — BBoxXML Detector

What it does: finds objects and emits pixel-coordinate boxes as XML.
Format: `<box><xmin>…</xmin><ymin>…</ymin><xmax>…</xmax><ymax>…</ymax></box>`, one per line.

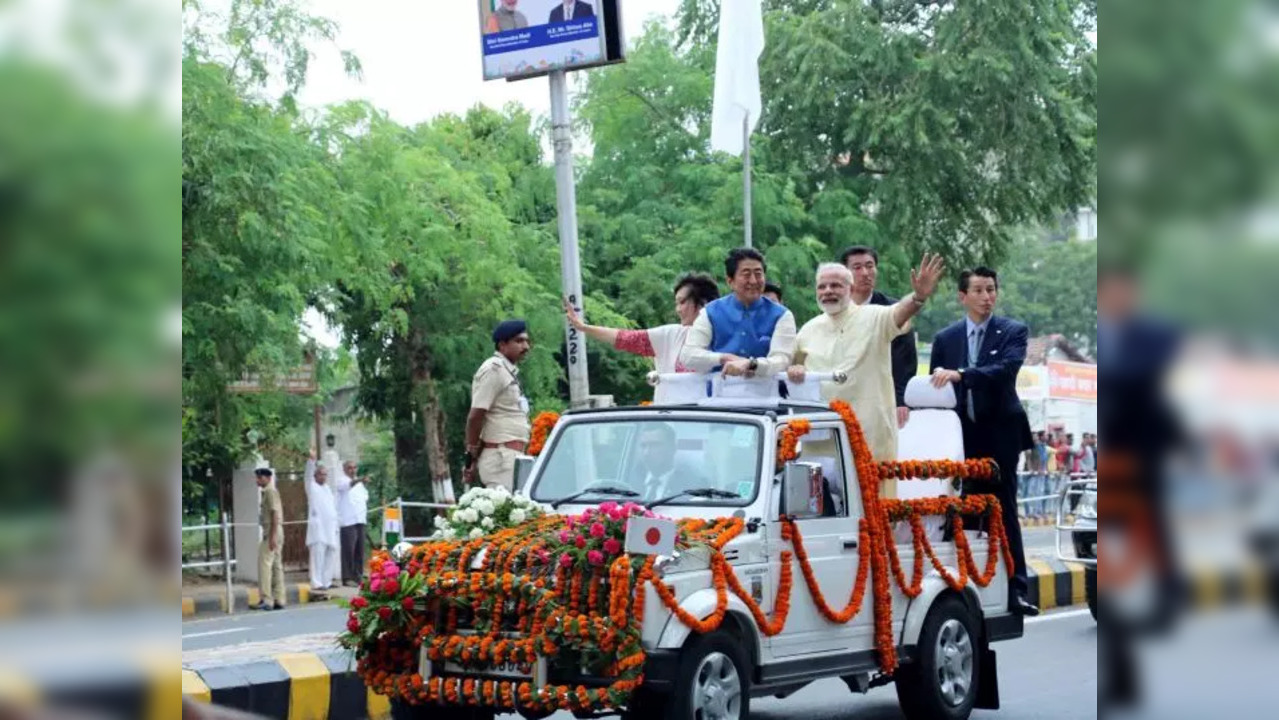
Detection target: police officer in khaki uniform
<box><xmin>463</xmin><ymin>319</ymin><xmax>532</xmax><ymax>490</ymax></box>
<box><xmin>253</xmin><ymin>467</ymin><xmax>285</xmax><ymax>610</ymax></box>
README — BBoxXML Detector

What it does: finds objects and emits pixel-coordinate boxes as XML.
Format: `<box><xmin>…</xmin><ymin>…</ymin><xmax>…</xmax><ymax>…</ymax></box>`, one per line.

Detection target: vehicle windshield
<box><xmin>530</xmin><ymin>418</ymin><xmax>763</xmax><ymax>507</ymax></box>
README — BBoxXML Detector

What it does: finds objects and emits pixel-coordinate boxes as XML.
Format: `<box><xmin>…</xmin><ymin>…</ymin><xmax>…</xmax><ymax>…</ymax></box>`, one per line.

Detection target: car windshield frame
<box><xmin>528</xmin><ymin>415</ymin><xmax>766</xmax><ymax>508</ymax></box>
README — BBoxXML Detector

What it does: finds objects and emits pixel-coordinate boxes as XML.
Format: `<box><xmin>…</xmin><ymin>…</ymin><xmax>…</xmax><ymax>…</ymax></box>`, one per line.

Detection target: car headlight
<box><xmin>1076</xmin><ymin>489</ymin><xmax>1097</xmax><ymax>520</ymax></box>
<box><xmin>391</xmin><ymin>541</ymin><xmax>415</xmax><ymax>563</ymax></box>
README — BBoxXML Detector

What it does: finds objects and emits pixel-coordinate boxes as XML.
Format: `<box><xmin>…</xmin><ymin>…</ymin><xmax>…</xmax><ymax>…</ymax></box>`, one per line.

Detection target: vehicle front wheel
<box><xmin>894</xmin><ymin>594</ymin><xmax>982</xmax><ymax>720</ymax></box>
<box><xmin>669</xmin><ymin>631</ymin><xmax>752</xmax><ymax>720</ymax></box>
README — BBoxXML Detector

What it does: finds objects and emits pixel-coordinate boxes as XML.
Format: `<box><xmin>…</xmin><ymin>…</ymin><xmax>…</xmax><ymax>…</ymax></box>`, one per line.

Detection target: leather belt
<box><xmin>482</xmin><ymin>440</ymin><xmax>527</xmax><ymax>452</ymax></box>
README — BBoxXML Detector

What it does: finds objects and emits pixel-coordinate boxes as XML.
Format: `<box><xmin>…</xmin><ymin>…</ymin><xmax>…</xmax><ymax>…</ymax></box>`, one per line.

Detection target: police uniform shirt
<box><xmin>471</xmin><ymin>352</ymin><xmax>531</xmax><ymax>443</ymax></box>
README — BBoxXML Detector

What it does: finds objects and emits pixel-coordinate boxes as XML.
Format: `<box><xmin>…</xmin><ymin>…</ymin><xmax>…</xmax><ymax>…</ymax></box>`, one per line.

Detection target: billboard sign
<box><xmin>478</xmin><ymin>0</ymin><xmax>617</xmax><ymax>80</ymax></box>
<box><xmin>1047</xmin><ymin>360</ymin><xmax>1097</xmax><ymax>402</ymax></box>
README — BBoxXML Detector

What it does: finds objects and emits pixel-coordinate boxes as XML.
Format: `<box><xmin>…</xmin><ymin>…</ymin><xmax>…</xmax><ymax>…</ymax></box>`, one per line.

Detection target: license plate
<box><xmin>421</xmin><ymin>642</ymin><xmax>546</xmax><ymax>685</ymax></box>
<box><xmin>442</xmin><ymin>659</ymin><xmax>534</xmax><ymax>679</ymax></box>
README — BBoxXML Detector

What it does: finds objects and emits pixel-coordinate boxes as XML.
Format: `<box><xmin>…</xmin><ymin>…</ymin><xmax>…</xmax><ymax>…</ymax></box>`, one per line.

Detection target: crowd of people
<box><xmin>252</xmin><ymin>446</ymin><xmax>370</xmax><ymax>609</ymax></box>
<box><xmin>462</xmin><ymin>244</ymin><xmax>1041</xmax><ymax>615</ymax></box>
<box><xmin>1018</xmin><ymin>430</ymin><xmax>1099</xmax><ymax>519</ymax></box>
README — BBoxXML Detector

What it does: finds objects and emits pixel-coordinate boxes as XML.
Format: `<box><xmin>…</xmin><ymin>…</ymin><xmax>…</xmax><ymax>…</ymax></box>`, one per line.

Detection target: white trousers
<box><xmin>309</xmin><ymin>543</ymin><xmax>337</xmax><ymax>590</ymax></box>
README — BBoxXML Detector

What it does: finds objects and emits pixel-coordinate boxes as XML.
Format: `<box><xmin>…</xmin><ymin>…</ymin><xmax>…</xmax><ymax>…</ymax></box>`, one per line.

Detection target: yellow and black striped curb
<box><xmin>183</xmin><ymin>649</ymin><xmax>390</xmax><ymax>720</ymax></box>
<box><xmin>1026</xmin><ymin>557</ymin><xmax>1267</xmax><ymax>610</ymax></box>
<box><xmin>182</xmin><ymin>584</ymin><xmax>320</xmax><ymax>619</ymax></box>
<box><xmin>1026</xmin><ymin>556</ymin><xmax>1092</xmax><ymax>610</ymax></box>
<box><xmin>0</xmin><ymin>653</ymin><xmax>181</xmax><ymax>720</ymax></box>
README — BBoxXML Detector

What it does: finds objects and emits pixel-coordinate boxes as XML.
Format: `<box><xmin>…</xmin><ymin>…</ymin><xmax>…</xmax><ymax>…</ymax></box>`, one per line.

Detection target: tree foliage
<box><xmin>316</xmin><ymin>104</ymin><xmax>569</xmax><ymax>498</ymax></box>
<box><xmin>913</xmin><ymin>235</ymin><xmax>1098</xmax><ymax>352</ymax></box>
<box><xmin>182</xmin><ymin>0</ymin><xmax>357</xmax><ymax>494</ymax></box>
<box><xmin>675</xmin><ymin>0</ymin><xmax>1096</xmax><ymax>266</ymax></box>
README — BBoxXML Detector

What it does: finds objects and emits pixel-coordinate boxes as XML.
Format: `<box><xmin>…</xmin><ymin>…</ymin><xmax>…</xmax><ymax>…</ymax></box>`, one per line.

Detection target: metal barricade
<box><xmin>180</xmin><ymin>512</ymin><xmax>253</xmax><ymax>615</ymax></box>
<box><xmin>394</xmin><ymin>497</ymin><xmax>456</xmax><ymax>543</ymax></box>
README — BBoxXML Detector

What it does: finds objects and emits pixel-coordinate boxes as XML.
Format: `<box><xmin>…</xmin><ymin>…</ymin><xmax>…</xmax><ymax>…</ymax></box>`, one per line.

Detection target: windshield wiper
<box><xmin>645</xmin><ymin>486</ymin><xmax>741</xmax><ymax>510</ymax></box>
<box><xmin>549</xmin><ymin>485</ymin><xmax>639</xmax><ymax>510</ymax></box>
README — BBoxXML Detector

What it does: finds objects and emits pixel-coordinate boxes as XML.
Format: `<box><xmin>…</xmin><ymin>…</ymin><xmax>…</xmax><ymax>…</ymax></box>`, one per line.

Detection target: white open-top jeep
<box><xmin>375</xmin><ymin>378</ymin><xmax>1022</xmax><ymax>720</ymax></box>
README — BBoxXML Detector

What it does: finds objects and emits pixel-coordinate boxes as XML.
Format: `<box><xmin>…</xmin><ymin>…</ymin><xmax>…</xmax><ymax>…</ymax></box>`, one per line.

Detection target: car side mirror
<box><xmin>781</xmin><ymin>461</ymin><xmax>824</xmax><ymax>519</ymax></box>
<box><xmin>513</xmin><ymin>454</ymin><xmax>536</xmax><ymax>493</ymax></box>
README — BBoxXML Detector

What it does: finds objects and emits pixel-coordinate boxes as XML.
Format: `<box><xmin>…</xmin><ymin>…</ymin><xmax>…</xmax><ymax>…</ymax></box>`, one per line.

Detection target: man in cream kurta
<box><xmin>789</xmin><ymin>257</ymin><xmax>945</xmax><ymax>497</ymax></box>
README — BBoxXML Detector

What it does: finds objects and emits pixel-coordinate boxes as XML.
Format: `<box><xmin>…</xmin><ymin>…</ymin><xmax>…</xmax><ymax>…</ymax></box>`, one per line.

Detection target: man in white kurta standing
<box><xmin>334</xmin><ymin>460</ymin><xmax>368</xmax><ymax>587</ymax></box>
<box><xmin>786</xmin><ymin>255</ymin><xmax>944</xmax><ymax>497</ymax></box>
<box><xmin>304</xmin><ymin>447</ymin><xmax>339</xmax><ymax>594</ymax></box>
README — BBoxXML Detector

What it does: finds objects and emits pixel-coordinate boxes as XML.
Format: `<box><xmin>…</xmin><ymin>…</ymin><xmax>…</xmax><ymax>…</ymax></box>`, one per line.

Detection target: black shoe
<box><xmin>251</xmin><ymin>601</ymin><xmax>271</xmax><ymax>611</ymax></box>
<box><xmin>1011</xmin><ymin>596</ymin><xmax>1040</xmax><ymax>616</ymax></box>
<box><xmin>272</xmin><ymin>603</ymin><xmax>285</xmax><ymax>610</ymax></box>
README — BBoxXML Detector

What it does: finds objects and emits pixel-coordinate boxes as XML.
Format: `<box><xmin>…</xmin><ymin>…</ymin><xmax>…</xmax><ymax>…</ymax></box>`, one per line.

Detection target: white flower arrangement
<box><xmin>431</xmin><ymin>486</ymin><xmax>546</xmax><ymax>540</ymax></box>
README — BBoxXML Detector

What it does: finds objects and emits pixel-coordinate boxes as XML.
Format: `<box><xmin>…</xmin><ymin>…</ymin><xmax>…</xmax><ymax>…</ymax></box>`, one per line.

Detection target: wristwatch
<box><xmin>748</xmin><ymin>358</ymin><xmax>759</xmax><ymax>372</ymax></box>
<box><xmin>911</xmin><ymin>292</ymin><xmax>927</xmax><ymax>306</ymax></box>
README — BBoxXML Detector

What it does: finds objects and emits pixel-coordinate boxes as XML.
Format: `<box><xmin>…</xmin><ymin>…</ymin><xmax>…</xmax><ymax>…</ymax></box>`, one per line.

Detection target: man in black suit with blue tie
<box><xmin>548</xmin><ymin>0</ymin><xmax>593</xmax><ymax>24</ymax></box>
<box><xmin>929</xmin><ymin>266</ymin><xmax>1038</xmax><ymax>616</ymax></box>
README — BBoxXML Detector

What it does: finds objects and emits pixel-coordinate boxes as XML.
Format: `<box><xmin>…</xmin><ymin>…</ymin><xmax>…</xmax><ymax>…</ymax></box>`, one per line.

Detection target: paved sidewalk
<box><xmin>183</xmin><ymin>576</ymin><xmax>359</xmax><ymax>618</ymax></box>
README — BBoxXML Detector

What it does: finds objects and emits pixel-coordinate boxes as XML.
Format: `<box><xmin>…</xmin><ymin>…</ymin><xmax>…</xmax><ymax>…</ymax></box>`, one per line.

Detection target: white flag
<box><xmin>710</xmin><ymin>0</ymin><xmax>765</xmax><ymax>156</ymax></box>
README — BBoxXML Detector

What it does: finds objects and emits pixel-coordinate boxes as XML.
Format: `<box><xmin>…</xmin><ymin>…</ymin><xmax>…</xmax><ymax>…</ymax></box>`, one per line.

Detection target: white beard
<box><xmin>821</xmin><ymin>298</ymin><xmax>850</xmax><ymax>315</ymax></box>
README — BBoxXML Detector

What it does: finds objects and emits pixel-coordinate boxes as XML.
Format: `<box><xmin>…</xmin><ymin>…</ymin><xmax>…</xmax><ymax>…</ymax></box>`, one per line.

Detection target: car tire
<box><xmin>669</xmin><ymin>631</ymin><xmax>752</xmax><ymax>720</ymax></box>
<box><xmin>895</xmin><ymin>594</ymin><xmax>982</xmax><ymax>720</ymax></box>
<box><xmin>1086</xmin><ymin>567</ymin><xmax>1098</xmax><ymax>621</ymax></box>
<box><xmin>390</xmin><ymin>699</ymin><xmax>495</xmax><ymax>720</ymax></box>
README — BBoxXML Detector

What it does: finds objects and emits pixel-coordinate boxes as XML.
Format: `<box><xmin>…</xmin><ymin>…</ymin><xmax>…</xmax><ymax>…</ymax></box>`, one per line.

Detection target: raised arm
<box><xmin>563</xmin><ymin>297</ymin><xmax>621</xmax><ymax>347</ymax></box>
<box><xmin>890</xmin><ymin>253</ymin><xmax>944</xmax><ymax>329</ymax></box>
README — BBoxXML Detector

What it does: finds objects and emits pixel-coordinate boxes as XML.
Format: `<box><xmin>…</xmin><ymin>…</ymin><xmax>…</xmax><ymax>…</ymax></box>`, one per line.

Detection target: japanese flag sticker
<box><xmin>625</xmin><ymin>516</ymin><xmax>677</xmax><ymax>556</ymax></box>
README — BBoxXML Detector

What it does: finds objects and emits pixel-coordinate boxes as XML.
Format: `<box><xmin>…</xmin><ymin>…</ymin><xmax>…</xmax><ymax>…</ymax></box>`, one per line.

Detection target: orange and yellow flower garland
<box><xmin>527</xmin><ymin>411</ymin><xmax>560</xmax><ymax>456</ymax></box>
<box><xmin>877</xmin><ymin>458</ymin><xmax>998</xmax><ymax>482</ymax></box>
<box><xmin>775</xmin><ymin>418</ymin><xmax>812</xmax><ymax>467</ymax></box>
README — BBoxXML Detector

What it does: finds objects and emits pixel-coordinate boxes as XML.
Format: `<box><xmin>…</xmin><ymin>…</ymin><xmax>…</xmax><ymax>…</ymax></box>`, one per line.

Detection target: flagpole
<box><xmin>743</xmin><ymin>112</ymin><xmax>752</xmax><ymax>248</ymax></box>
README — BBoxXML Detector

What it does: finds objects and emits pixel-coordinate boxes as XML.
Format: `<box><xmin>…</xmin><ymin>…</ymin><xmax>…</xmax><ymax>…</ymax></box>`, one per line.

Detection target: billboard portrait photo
<box><xmin>477</xmin><ymin>0</ymin><xmax>613</xmax><ymax>80</ymax></box>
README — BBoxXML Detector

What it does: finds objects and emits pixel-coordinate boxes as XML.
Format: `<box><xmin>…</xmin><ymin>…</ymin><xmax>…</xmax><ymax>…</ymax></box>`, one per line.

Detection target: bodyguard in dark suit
<box><xmin>929</xmin><ymin>266</ymin><xmax>1038</xmax><ymax>615</ymax></box>
<box><xmin>1097</xmin><ymin>263</ymin><xmax>1183</xmax><ymax>708</ymax></box>
<box><xmin>841</xmin><ymin>246</ymin><xmax>919</xmax><ymax>428</ymax></box>
<box><xmin>548</xmin><ymin>0</ymin><xmax>594</xmax><ymax>23</ymax></box>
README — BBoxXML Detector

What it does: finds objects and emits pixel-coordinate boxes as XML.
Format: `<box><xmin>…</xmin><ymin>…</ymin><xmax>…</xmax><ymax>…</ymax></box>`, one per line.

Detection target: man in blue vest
<box><xmin>680</xmin><ymin>247</ymin><xmax>797</xmax><ymax>379</ymax></box>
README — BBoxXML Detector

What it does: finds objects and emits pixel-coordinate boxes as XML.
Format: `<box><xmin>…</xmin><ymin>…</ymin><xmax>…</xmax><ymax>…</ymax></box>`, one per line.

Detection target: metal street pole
<box><xmin>742</xmin><ymin>113</ymin><xmax>752</xmax><ymax>248</ymax></box>
<box><xmin>550</xmin><ymin>69</ymin><xmax>590</xmax><ymax>408</ymax></box>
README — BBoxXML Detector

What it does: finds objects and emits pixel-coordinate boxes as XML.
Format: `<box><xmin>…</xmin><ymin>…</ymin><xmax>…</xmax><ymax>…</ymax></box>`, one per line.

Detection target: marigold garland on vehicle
<box><xmin>776</xmin><ymin>417</ymin><xmax>812</xmax><ymax>466</ymax></box>
<box><xmin>527</xmin><ymin>411</ymin><xmax>560</xmax><ymax>456</ymax></box>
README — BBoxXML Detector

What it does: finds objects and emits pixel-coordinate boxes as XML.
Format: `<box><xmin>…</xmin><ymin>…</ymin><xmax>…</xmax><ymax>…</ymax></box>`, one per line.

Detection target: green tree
<box><xmin>317</xmin><ymin>105</ymin><xmax>567</xmax><ymax>499</ymax></box>
<box><xmin>181</xmin><ymin>0</ymin><xmax>357</xmax><ymax>495</ymax></box>
<box><xmin>676</xmin><ymin>0</ymin><xmax>1096</xmax><ymax>266</ymax></box>
<box><xmin>913</xmin><ymin>236</ymin><xmax>1098</xmax><ymax>351</ymax></box>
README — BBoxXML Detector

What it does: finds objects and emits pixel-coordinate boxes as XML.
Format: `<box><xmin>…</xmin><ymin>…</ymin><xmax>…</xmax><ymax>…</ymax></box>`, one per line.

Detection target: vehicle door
<box><xmin>767</xmin><ymin>423</ymin><xmax>872</xmax><ymax>657</ymax></box>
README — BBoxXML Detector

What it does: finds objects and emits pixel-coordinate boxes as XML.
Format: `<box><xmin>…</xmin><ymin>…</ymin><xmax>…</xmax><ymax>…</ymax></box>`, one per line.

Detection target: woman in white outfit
<box><xmin>563</xmin><ymin>273</ymin><xmax>720</xmax><ymax>404</ymax></box>
<box><xmin>304</xmin><ymin>447</ymin><xmax>340</xmax><ymax>593</ymax></box>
